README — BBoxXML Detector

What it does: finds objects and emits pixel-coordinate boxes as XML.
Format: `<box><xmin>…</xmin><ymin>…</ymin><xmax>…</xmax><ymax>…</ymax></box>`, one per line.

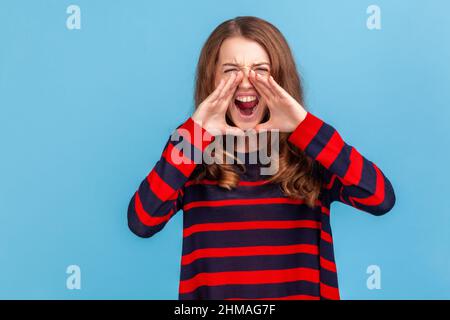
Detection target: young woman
<box><xmin>127</xmin><ymin>16</ymin><xmax>396</xmax><ymax>300</ymax></box>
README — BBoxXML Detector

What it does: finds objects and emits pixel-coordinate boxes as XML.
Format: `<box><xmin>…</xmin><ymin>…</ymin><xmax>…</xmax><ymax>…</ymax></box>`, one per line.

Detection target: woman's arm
<box><xmin>127</xmin><ymin>117</ymin><xmax>215</xmax><ymax>238</ymax></box>
<box><xmin>128</xmin><ymin>71</ymin><xmax>243</xmax><ymax>238</ymax></box>
<box><xmin>248</xmin><ymin>70</ymin><xmax>395</xmax><ymax>216</ymax></box>
<box><xmin>288</xmin><ymin>111</ymin><xmax>396</xmax><ymax>215</ymax></box>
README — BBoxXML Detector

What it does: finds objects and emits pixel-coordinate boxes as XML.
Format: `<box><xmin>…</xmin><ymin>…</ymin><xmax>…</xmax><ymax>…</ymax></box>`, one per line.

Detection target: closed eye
<box><xmin>224</xmin><ymin>67</ymin><xmax>270</xmax><ymax>74</ymax></box>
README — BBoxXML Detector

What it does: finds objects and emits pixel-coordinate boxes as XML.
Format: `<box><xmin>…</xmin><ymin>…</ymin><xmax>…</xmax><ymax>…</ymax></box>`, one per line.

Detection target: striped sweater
<box><xmin>127</xmin><ymin>111</ymin><xmax>396</xmax><ymax>300</ymax></box>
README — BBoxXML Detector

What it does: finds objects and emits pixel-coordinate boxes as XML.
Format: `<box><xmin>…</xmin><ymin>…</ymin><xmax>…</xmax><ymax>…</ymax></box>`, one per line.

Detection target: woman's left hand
<box><xmin>249</xmin><ymin>69</ymin><xmax>308</xmax><ymax>132</ymax></box>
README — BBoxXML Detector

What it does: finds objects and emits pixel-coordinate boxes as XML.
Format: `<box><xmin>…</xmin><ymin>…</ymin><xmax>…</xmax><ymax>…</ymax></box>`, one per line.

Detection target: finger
<box><xmin>224</xmin><ymin>70</ymin><xmax>243</xmax><ymax>98</ymax></box>
<box><xmin>248</xmin><ymin>70</ymin><xmax>274</xmax><ymax>107</ymax></box>
<box><xmin>205</xmin><ymin>77</ymin><xmax>227</xmax><ymax>104</ymax></box>
<box><xmin>249</xmin><ymin>69</ymin><xmax>275</xmax><ymax>98</ymax></box>
<box><xmin>217</xmin><ymin>71</ymin><xmax>238</xmax><ymax>101</ymax></box>
<box><xmin>254</xmin><ymin>71</ymin><xmax>277</xmax><ymax>97</ymax></box>
<box><xmin>208</xmin><ymin>72</ymin><xmax>235</xmax><ymax>104</ymax></box>
<box><xmin>233</xmin><ymin>70</ymin><xmax>244</xmax><ymax>88</ymax></box>
<box><xmin>268</xmin><ymin>75</ymin><xmax>288</xmax><ymax>99</ymax></box>
<box><xmin>224</xmin><ymin>70</ymin><xmax>243</xmax><ymax>100</ymax></box>
<box><xmin>217</xmin><ymin>71</ymin><xmax>243</xmax><ymax>111</ymax></box>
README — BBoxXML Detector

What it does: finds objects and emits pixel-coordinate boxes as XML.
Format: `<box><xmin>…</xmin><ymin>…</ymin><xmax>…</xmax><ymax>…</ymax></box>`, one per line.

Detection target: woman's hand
<box><xmin>192</xmin><ymin>70</ymin><xmax>245</xmax><ymax>136</ymax></box>
<box><xmin>248</xmin><ymin>69</ymin><xmax>308</xmax><ymax>132</ymax></box>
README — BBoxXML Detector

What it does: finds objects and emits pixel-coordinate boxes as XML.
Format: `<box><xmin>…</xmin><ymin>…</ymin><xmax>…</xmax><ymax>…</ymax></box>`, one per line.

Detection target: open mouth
<box><xmin>233</xmin><ymin>95</ymin><xmax>260</xmax><ymax>117</ymax></box>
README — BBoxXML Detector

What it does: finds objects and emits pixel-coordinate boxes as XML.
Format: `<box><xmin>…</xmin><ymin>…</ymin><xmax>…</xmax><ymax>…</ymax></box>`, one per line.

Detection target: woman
<box><xmin>127</xmin><ymin>16</ymin><xmax>396</xmax><ymax>300</ymax></box>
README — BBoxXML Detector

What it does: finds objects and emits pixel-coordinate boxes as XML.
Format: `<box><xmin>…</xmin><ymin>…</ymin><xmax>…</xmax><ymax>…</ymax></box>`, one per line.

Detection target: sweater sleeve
<box><xmin>288</xmin><ymin>111</ymin><xmax>396</xmax><ymax>216</ymax></box>
<box><xmin>127</xmin><ymin>117</ymin><xmax>215</xmax><ymax>238</ymax></box>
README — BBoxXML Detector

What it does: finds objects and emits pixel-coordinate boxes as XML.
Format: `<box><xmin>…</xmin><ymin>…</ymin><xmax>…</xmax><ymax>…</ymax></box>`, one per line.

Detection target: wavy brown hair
<box><xmin>192</xmin><ymin>16</ymin><xmax>325</xmax><ymax>208</ymax></box>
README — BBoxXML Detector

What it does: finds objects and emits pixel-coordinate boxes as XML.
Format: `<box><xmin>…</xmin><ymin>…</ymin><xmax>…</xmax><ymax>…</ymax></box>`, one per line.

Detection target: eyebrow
<box><xmin>222</xmin><ymin>62</ymin><xmax>271</xmax><ymax>68</ymax></box>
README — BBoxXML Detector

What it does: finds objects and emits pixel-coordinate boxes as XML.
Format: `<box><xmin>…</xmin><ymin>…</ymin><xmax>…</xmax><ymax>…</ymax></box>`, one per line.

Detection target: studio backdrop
<box><xmin>0</xmin><ymin>0</ymin><xmax>449</xmax><ymax>299</ymax></box>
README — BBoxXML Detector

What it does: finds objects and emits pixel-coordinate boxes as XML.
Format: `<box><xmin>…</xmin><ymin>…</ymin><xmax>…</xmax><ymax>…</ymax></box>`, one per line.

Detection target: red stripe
<box><xmin>182</xmin><ymin>244</ymin><xmax>319</xmax><ymax>266</ymax></box>
<box><xmin>238</xmin><ymin>180</ymin><xmax>271</xmax><ymax>186</ymax></box>
<box><xmin>316</xmin><ymin>130</ymin><xmax>345</xmax><ymax>170</ymax></box>
<box><xmin>183</xmin><ymin>220</ymin><xmax>321</xmax><ymax>238</ymax></box>
<box><xmin>185</xmin><ymin>179</ymin><xmax>217</xmax><ymax>187</ymax></box>
<box><xmin>321</xmin><ymin>230</ymin><xmax>333</xmax><ymax>243</ymax></box>
<box><xmin>162</xmin><ymin>142</ymin><xmax>197</xmax><ymax>177</ymax></box>
<box><xmin>288</xmin><ymin>112</ymin><xmax>323</xmax><ymax>150</ymax></box>
<box><xmin>179</xmin><ymin>267</ymin><xmax>320</xmax><ymax>294</ymax></box>
<box><xmin>321</xmin><ymin>205</ymin><xmax>330</xmax><ymax>216</ymax></box>
<box><xmin>134</xmin><ymin>192</ymin><xmax>175</xmax><ymax>227</ymax></box>
<box><xmin>320</xmin><ymin>282</ymin><xmax>340</xmax><ymax>300</ymax></box>
<box><xmin>320</xmin><ymin>257</ymin><xmax>337</xmax><ymax>272</ymax></box>
<box><xmin>226</xmin><ymin>294</ymin><xmax>320</xmax><ymax>300</ymax></box>
<box><xmin>147</xmin><ymin>169</ymin><xmax>177</xmax><ymax>201</ymax></box>
<box><xmin>183</xmin><ymin>197</ymin><xmax>305</xmax><ymax>211</ymax></box>
<box><xmin>342</xmin><ymin>147</ymin><xmax>363</xmax><ymax>186</ymax></box>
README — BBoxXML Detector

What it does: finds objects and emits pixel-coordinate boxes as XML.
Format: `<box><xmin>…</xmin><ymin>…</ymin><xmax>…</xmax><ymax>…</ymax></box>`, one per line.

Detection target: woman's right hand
<box><xmin>191</xmin><ymin>70</ymin><xmax>244</xmax><ymax>136</ymax></box>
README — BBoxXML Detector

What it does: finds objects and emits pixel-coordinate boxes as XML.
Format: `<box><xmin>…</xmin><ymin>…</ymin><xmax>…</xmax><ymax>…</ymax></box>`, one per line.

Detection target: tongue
<box><xmin>235</xmin><ymin>99</ymin><xmax>258</xmax><ymax>109</ymax></box>
<box><xmin>239</xmin><ymin>107</ymin><xmax>253</xmax><ymax>115</ymax></box>
<box><xmin>235</xmin><ymin>99</ymin><xmax>257</xmax><ymax>115</ymax></box>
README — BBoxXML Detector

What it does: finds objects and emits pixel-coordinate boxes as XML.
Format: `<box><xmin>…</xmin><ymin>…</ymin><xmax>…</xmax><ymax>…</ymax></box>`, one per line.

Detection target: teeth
<box><xmin>235</xmin><ymin>96</ymin><xmax>257</xmax><ymax>102</ymax></box>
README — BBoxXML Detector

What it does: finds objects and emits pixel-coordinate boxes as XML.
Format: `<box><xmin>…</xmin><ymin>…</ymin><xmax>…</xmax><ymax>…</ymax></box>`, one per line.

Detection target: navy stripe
<box><xmin>320</xmin><ymin>239</ymin><xmax>336</xmax><ymax>262</ymax></box>
<box><xmin>351</xmin><ymin>197</ymin><xmax>395</xmax><ymax>215</ymax></box>
<box><xmin>137</xmin><ymin>178</ymin><xmax>179</xmax><ymax>217</ymax></box>
<box><xmin>127</xmin><ymin>194</ymin><xmax>165</xmax><ymax>238</ymax></box>
<box><xmin>184</xmin><ymin>182</ymin><xmax>286</xmax><ymax>202</ymax></box>
<box><xmin>304</xmin><ymin>122</ymin><xmax>334</xmax><ymax>159</ymax></box>
<box><xmin>320</xmin><ymin>215</ymin><xmax>332</xmax><ymax>234</ymax></box>
<box><xmin>329</xmin><ymin>144</ymin><xmax>352</xmax><ymax>177</ymax></box>
<box><xmin>323</xmin><ymin>172</ymin><xmax>345</xmax><ymax>205</ymax></box>
<box><xmin>320</xmin><ymin>268</ymin><xmax>339</xmax><ymax>288</ymax></box>
<box><xmin>182</xmin><ymin>228</ymin><xmax>321</xmax><ymax>255</ymax></box>
<box><xmin>183</xmin><ymin>204</ymin><xmax>323</xmax><ymax>228</ymax></box>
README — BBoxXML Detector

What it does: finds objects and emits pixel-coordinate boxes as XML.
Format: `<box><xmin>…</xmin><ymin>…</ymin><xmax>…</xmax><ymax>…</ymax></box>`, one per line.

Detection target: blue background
<box><xmin>1</xmin><ymin>0</ymin><xmax>449</xmax><ymax>299</ymax></box>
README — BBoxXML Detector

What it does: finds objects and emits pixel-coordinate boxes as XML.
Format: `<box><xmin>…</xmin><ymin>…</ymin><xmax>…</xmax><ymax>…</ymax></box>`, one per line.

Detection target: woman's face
<box><xmin>214</xmin><ymin>36</ymin><xmax>270</xmax><ymax>131</ymax></box>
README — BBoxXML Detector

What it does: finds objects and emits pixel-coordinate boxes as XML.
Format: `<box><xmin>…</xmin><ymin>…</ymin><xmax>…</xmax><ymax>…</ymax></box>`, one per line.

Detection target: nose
<box><xmin>238</xmin><ymin>67</ymin><xmax>253</xmax><ymax>88</ymax></box>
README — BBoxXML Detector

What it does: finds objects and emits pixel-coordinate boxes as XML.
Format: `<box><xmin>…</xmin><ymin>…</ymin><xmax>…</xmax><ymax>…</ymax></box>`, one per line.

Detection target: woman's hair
<box><xmin>192</xmin><ymin>16</ymin><xmax>325</xmax><ymax>208</ymax></box>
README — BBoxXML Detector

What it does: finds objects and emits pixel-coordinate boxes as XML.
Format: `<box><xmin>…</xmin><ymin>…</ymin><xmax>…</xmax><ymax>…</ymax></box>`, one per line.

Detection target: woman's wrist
<box><xmin>288</xmin><ymin>106</ymin><xmax>308</xmax><ymax>132</ymax></box>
